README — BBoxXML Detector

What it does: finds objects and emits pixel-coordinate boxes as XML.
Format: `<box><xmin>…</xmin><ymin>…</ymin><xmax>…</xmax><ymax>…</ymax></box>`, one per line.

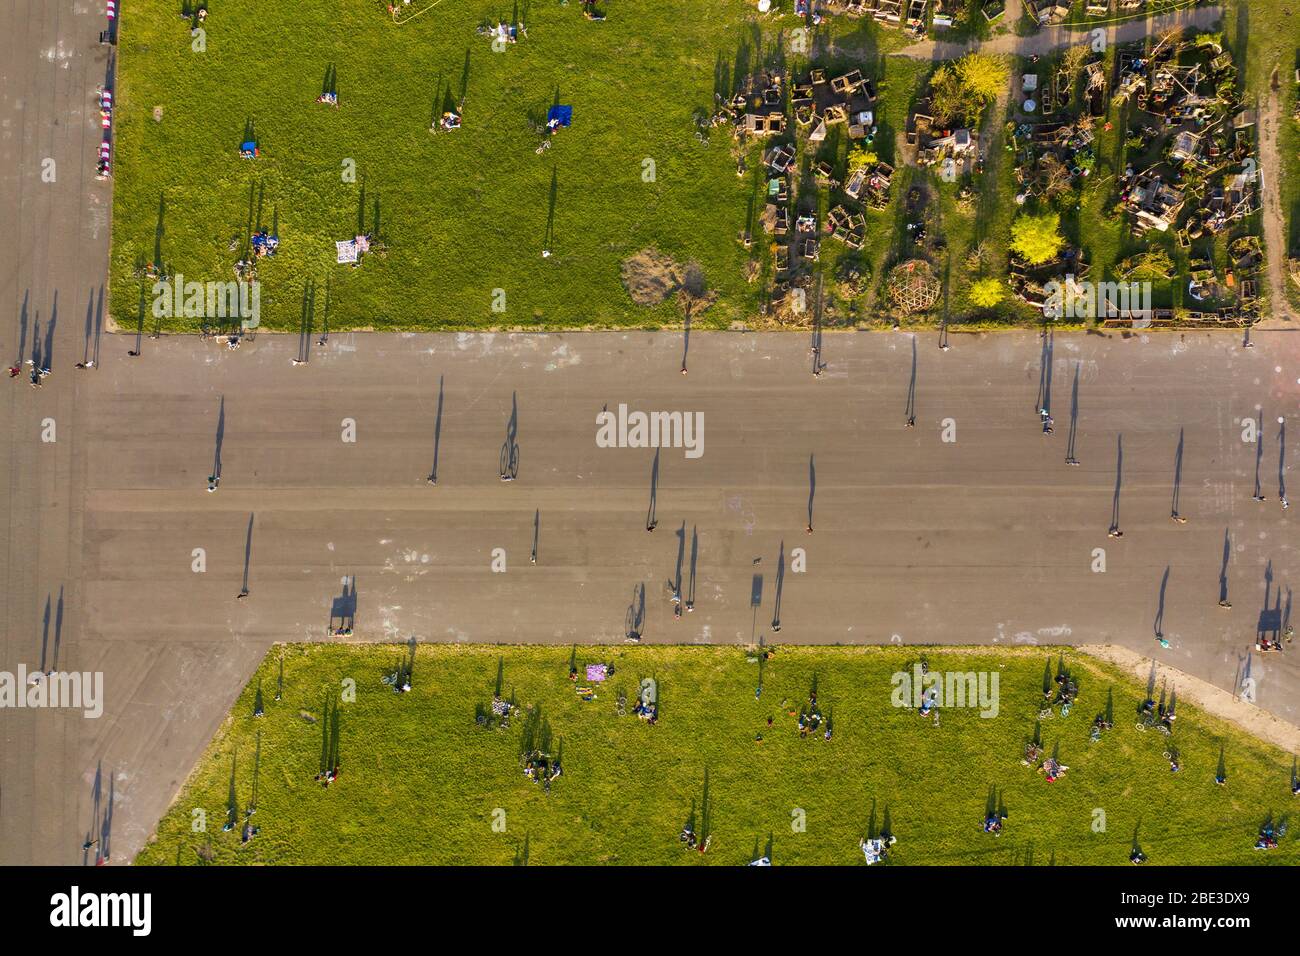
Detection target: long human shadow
<box><xmin>1065</xmin><ymin>362</ymin><xmax>1080</xmax><ymax>463</ymax></box>
<box><xmin>240</xmin><ymin>513</ymin><xmax>255</xmax><ymax>596</ymax></box>
<box><xmin>101</xmin><ymin>773</ymin><xmax>115</xmax><ymax>861</ymax></box>
<box><xmin>646</xmin><ymin>448</ymin><xmax>660</xmax><ymax>531</ymax></box>
<box><xmin>133</xmin><ymin>284</ymin><xmax>146</xmax><ymax>355</ymax></box>
<box><xmin>681</xmin><ymin>307</ymin><xmax>691</xmax><ymax>374</ymax></box>
<box><xmin>1171</xmin><ymin>427</ymin><xmax>1185</xmax><ymax>519</ymax></box>
<box><xmin>624</xmin><ymin>582</ymin><xmax>646</xmax><ymax>640</ymax></box>
<box><xmin>772</xmin><ymin>540</ymin><xmax>785</xmax><ymax>632</ymax></box>
<box><xmin>153</xmin><ymin>193</ymin><xmax>166</xmax><ymax>272</ymax></box>
<box><xmin>84</xmin><ymin>760</ymin><xmax>109</xmax><ymax>865</ymax></box>
<box><xmin>810</xmin><ymin>304</ymin><xmax>823</xmax><ymax>375</ymax></box>
<box><xmin>542</xmin><ymin>167</ymin><xmax>558</xmax><ymax>254</ymax></box>
<box><xmin>318</xmin><ymin>276</ymin><xmax>331</xmax><ymax>344</ymax></box>
<box><xmin>38</xmin><ymin>594</ymin><xmax>51</xmax><ymax>672</ymax></box>
<box><xmin>329</xmin><ymin>575</ymin><xmax>357</xmax><ymax>632</ymax></box>
<box><xmin>904</xmin><ymin>335</ymin><xmax>916</xmax><ymax>425</ymax></box>
<box><xmin>296</xmin><ymin>280</ymin><xmax>315</xmax><ymax>363</ymax></box>
<box><xmin>429</xmin><ymin>374</ymin><xmax>444</xmax><ymax>483</ymax></box>
<box><xmin>810</xmin><ymin>275</ymin><xmax>826</xmax><ymax>375</ymax></box>
<box><xmin>669</xmin><ymin>522</ymin><xmax>686</xmax><ymax>601</ymax></box>
<box><xmin>459</xmin><ymin>46</ymin><xmax>471</xmax><ymax>104</ymax></box>
<box><xmin>1036</xmin><ymin>326</ymin><xmax>1053</xmax><ymax>418</ymax></box>
<box><xmin>1219</xmin><ymin>528</ymin><xmax>1232</xmax><ymax>606</ymax></box>
<box><xmin>53</xmin><ymin>586</ymin><xmax>63</xmax><ymax>671</ymax></box>
<box><xmin>1253</xmin><ymin>413</ymin><xmax>1265</xmax><ymax>499</ymax></box>
<box><xmin>40</xmin><ymin>294</ymin><xmax>57</xmax><ymax>371</ymax></box>
<box><xmin>806</xmin><ymin>454</ymin><xmax>816</xmax><ymax>532</ymax></box>
<box><xmin>14</xmin><ymin>290</ymin><xmax>29</xmax><ymax>368</ymax></box>
<box><xmin>250</xmin><ymin>729</ymin><xmax>262</xmax><ymax>814</ymax></box>
<box><xmin>1279</xmin><ymin>419</ymin><xmax>1287</xmax><ymax>501</ymax></box>
<box><xmin>29</xmin><ymin>312</ymin><xmax>41</xmax><ymax>369</ymax></box>
<box><xmin>212</xmin><ymin>396</ymin><xmax>226</xmax><ymax>482</ymax></box>
<box><xmin>93</xmin><ymin>285</ymin><xmax>104</xmax><ymax>365</ymax></box>
<box><xmin>1109</xmin><ymin>435</ymin><xmax>1123</xmax><ymax>535</ymax></box>
<box><xmin>1258</xmin><ymin>560</ymin><xmax>1282</xmax><ymax>643</ymax></box>
<box><xmin>499</xmin><ymin>390</ymin><xmax>519</xmax><ymax>480</ymax></box>
<box><xmin>1154</xmin><ymin>566</ymin><xmax>1170</xmax><ymax>640</ymax></box>
<box><xmin>531</xmin><ymin>509</ymin><xmax>540</xmax><ymax>563</ymax></box>
<box><xmin>687</xmin><ymin>525</ymin><xmax>698</xmax><ymax>609</ymax></box>
<box><xmin>82</xmin><ymin>290</ymin><xmax>95</xmax><ymax>364</ymax></box>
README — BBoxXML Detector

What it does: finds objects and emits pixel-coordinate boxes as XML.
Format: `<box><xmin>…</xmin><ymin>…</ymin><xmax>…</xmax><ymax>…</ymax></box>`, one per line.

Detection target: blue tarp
<box><xmin>546</xmin><ymin>105</ymin><xmax>573</xmax><ymax>127</ymax></box>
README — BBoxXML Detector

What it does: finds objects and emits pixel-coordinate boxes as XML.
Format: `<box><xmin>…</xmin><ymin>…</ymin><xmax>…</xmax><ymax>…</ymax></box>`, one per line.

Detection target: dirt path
<box><xmin>1258</xmin><ymin>74</ymin><xmax>1296</xmax><ymax>326</ymax></box>
<box><xmin>1080</xmin><ymin>645</ymin><xmax>1300</xmax><ymax>753</ymax></box>
<box><xmin>896</xmin><ymin>3</ymin><xmax>1223</xmax><ymax>60</ymax></box>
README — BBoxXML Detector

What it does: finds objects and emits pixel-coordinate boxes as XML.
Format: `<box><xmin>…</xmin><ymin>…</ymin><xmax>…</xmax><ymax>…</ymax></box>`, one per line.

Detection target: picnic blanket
<box><xmin>336</xmin><ymin>240</ymin><xmax>358</xmax><ymax>264</ymax></box>
<box><xmin>585</xmin><ymin>664</ymin><xmax>608</xmax><ymax>682</ymax></box>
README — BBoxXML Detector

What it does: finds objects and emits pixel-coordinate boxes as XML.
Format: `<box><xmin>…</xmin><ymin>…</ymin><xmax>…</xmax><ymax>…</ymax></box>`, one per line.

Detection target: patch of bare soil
<box><xmin>620</xmin><ymin>249</ymin><xmax>685</xmax><ymax>306</ymax></box>
<box><xmin>1079</xmin><ymin>644</ymin><xmax>1300</xmax><ymax>752</ymax></box>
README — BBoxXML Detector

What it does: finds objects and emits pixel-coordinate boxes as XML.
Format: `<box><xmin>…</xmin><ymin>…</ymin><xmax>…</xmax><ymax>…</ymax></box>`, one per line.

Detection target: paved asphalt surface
<box><xmin>1</xmin><ymin>2</ymin><xmax>1298</xmax><ymax>866</ymax></box>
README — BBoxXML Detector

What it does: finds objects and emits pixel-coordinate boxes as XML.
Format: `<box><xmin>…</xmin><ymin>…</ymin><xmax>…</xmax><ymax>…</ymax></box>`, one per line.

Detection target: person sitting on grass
<box><xmin>859</xmin><ymin>834</ymin><xmax>896</xmax><ymax>864</ymax></box>
<box><xmin>1254</xmin><ymin>822</ymin><xmax>1279</xmax><ymax>850</ymax></box>
<box><xmin>1038</xmin><ymin>757</ymin><xmax>1068</xmax><ymax>782</ymax></box>
<box><xmin>1129</xmin><ymin>847</ymin><xmax>1147</xmax><ymax>864</ymax></box>
<box><xmin>983</xmin><ymin>813</ymin><xmax>1003</xmax><ymax>835</ymax></box>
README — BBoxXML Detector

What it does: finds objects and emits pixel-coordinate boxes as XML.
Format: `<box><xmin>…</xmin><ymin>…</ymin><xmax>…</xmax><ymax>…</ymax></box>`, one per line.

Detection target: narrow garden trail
<box><xmin>1258</xmin><ymin>73</ymin><xmax>1296</xmax><ymax>325</ymax></box>
<box><xmin>896</xmin><ymin>3</ymin><xmax>1224</xmax><ymax>61</ymax></box>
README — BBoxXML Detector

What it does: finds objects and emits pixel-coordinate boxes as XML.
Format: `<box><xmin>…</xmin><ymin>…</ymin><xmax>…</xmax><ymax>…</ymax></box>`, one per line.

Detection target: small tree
<box><xmin>931</xmin><ymin>53</ymin><xmax>1011</xmax><ymax>124</ymax></box>
<box><xmin>969</xmin><ymin>277</ymin><xmax>1006</xmax><ymax>308</ymax></box>
<box><xmin>847</xmin><ymin>143</ymin><xmax>879</xmax><ymax>171</ymax></box>
<box><xmin>956</xmin><ymin>53</ymin><xmax>1011</xmax><ymax>104</ymax></box>
<box><xmin>1010</xmin><ymin>211</ymin><xmax>1065</xmax><ymax>265</ymax></box>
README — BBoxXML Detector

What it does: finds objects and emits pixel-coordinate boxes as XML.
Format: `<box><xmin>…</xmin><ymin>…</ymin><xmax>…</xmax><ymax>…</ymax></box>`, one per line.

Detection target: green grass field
<box><xmin>111</xmin><ymin>0</ymin><xmax>768</xmax><ymax>332</ymax></box>
<box><xmin>134</xmin><ymin>644</ymin><xmax>1299</xmax><ymax>865</ymax></box>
